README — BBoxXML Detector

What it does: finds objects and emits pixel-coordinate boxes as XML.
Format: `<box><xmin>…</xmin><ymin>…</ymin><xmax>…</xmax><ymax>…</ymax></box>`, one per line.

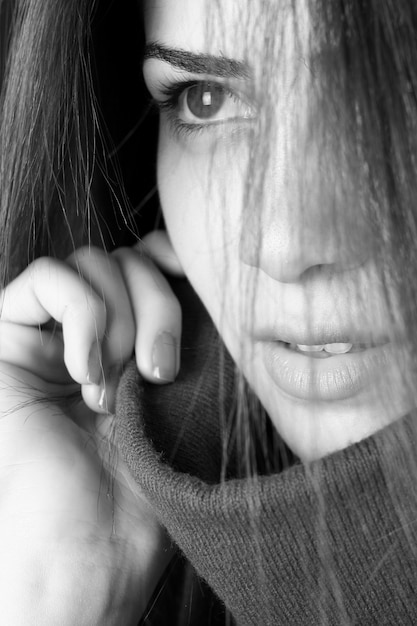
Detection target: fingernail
<box><xmin>98</xmin><ymin>384</ymin><xmax>108</xmax><ymax>412</ymax></box>
<box><xmin>87</xmin><ymin>341</ymin><xmax>102</xmax><ymax>385</ymax></box>
<box><xmin>152</xmin><ymin>332</ymin><xmax>178</xmax><ymax>382</ymax></box>
<box><xmin>98</xmin><ymin>363</ymin><xmax>123</xmax><ymax>414</ymax></box>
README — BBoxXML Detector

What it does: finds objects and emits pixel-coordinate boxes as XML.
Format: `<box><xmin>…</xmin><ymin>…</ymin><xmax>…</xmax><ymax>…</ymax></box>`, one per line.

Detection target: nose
<box><xmin>240</xmin><ymin>151</ymin><xmax>374</xmax><ymax>284</ymax></box>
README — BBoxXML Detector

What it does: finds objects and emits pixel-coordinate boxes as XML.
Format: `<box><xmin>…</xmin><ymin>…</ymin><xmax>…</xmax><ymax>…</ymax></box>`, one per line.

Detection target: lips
<box><xmin>254</xmin><ymin>319</ymin><xmax>392</xmax><ymax>402</ymax></box>
<box><xmin>283</xmin><ymin>340</ymin><xmax>384</xmax><ymax>358</ymax></box>
<box><xmin>260</xmin><ymin>338</ymin><xmax>393</xmax><ymax>401</ymax></box>
<box><xmin>256</xmin><ymin>324</ymin><xmax>388</xmax><ymax>347</ymax></box>
<box><xmin>283</xmin><ymin>342</ymin><xmax>359</xmax><ymax>359</ymax></box>
<box><xmin>246</xmin><ymin>277</ymin><xmax>399</xmax><ymax>402</ymax></box>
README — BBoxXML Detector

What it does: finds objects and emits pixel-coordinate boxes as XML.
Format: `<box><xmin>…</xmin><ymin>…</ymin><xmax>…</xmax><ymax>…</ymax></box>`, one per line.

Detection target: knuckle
<box><xmin>27</xmin><ymin>256</ymin><xmax>63</xmax><ymax>292</ymax></box>
<box><xmin>29</xmin><ymin>256</ymin><xmax>58</xmax><ymax>279</ymax></box>
<box><xmin>111</xmin><ymin>246</ymin><xmax>133</xmax><ymax>260</ymax></box>
<box><xmin>112</xmin><ymin>246</ymin><xmax>145</xmax><ymax>278</ymax></box>
<box><xmin>62</xmin><ymin>293</ymin><xmax>107</xmax><ymax>330</ymax></box>
<box><xmin>67</xmin><ymin>245</ymin><xmax>105</xmax><ymax>264</ymax></box>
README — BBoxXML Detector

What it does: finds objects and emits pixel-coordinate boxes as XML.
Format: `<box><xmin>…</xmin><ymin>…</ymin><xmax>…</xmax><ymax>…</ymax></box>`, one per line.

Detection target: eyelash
<box><xmin>153</xmin><ymin>79</ymin><xmax>253</xmax><ymax>139</ymax></box>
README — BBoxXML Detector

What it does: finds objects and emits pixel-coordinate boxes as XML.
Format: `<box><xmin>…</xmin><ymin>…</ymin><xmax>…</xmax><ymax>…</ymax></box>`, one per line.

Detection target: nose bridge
<box><xmin>240</xmin><ymin>135</ymin><xmax>373</xmax><ymax>283</ymax></box>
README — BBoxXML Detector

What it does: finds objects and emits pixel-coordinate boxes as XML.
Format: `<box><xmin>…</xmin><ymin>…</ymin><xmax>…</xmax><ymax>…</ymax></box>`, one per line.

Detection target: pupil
<box><xmin>186</xmin><ymin>83</ymin><xmax>225</xmax><ymax>120</ymax></box>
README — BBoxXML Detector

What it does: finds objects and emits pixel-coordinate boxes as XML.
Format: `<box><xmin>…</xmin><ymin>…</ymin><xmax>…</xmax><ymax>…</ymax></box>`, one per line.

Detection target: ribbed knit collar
<box><xmin>115</xmin><ymin>280</ymin><xmax>417</xmax><ymax>624</ymax></box>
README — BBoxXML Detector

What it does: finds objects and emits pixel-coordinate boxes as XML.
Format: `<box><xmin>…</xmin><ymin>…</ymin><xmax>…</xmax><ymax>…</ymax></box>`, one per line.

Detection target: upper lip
<box><xmin>253</xmin><ymin>323</ymin><xmax>390</xmax><ymax>347</ymax></box>
<box><xmin>248</xmin><ymin>277</ymin><xmax>395</xmax><ymax>348</ymax></box>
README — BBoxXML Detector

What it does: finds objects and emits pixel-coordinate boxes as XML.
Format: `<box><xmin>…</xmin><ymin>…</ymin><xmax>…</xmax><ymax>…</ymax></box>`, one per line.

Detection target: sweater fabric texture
<box><xmin>115</xmin><ymin>280</ymin><xmax>417</xmax><ymax>625</ymax></box>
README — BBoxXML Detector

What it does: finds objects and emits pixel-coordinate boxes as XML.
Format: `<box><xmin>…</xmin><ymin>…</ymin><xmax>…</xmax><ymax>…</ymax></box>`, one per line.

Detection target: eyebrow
<box><xmin>144</xmin><ymin>42</ymin><xmax>250</xmax><ymax>79</ymax></box>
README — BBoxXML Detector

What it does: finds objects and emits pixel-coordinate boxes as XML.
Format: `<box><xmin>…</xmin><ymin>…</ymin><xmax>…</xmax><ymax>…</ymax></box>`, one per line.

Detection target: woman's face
<box><xmin>143</xmin><ymin>0</ymin><xmax>413</xmax><ymax>460</ymax></box>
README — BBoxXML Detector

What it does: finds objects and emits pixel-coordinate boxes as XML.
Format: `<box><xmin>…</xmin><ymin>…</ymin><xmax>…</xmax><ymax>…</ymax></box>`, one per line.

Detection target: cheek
<box><xmin>156</xmin><ymin>123</ymin><xmax>257</xmax><ymax>382</ymax></box>
<box><xmin>157</xmin><ymin>129</ymin><xmax>245</xmax><ymax>316</ymax></box>
<box><xmin>157</xmin><ymin>144</ymin><xmax>214</xmax><ymax>287</ymax></box>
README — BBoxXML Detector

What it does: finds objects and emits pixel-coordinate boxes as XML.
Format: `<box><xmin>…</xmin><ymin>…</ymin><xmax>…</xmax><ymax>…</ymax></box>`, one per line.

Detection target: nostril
<box><xmin>299</xmin><ymin>264</ymin><xmax>335</xmax><ymax>282</ymax></box>
<box><xmin>240</xmin><ymin>206</ymin><xmax>372</xmax><ymax>283</ymax></box>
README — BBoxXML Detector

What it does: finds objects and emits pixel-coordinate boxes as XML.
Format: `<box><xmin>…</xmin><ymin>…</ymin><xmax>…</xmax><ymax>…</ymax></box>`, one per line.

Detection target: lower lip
<box><xmin>261</xmin><ymin>341</ymin><xmax>393</xmax><ymax>402</ymax></box>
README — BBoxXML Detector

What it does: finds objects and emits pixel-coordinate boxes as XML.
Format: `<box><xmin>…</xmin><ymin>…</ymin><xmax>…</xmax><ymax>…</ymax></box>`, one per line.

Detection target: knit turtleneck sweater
<box><xmin>115</xmin><ymin>280</ymin><xmax>417</xmax><ymax>625</ymax></box>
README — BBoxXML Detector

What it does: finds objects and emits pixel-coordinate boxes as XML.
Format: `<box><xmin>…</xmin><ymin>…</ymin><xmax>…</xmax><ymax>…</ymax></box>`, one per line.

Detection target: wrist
<box><xmin>0</xmin><ymin>531</ymin><xmax>173</xmax><ymax>626</ymax></box>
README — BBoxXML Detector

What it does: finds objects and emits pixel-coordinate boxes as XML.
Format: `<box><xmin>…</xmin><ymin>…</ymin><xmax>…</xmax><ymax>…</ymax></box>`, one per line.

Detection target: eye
<box><xmin>177</xmin><ymin>81</ymin><xmax>253</xmax><ymax>124</ymax></box>
<box><xmin>156</xmin><ymin>79</ymin><xmax>256</xmax><ymax>130</ymax></box>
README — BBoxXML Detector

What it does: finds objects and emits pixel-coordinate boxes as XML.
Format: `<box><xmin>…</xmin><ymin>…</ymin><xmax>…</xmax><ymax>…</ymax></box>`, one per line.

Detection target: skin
<box><xmin>0</xmin><ymin>241</ymin><xmax>179</xmax><ymax>624</ymax></box>
<box><xmin>144</xmin><ymin>0</ymin><xmax>415</xmax><ymax>461</ymax></box>
<box><xmin>0</xmin><ymin>1</ymin><xmax>415</xmax><ymax>620</ymax></box>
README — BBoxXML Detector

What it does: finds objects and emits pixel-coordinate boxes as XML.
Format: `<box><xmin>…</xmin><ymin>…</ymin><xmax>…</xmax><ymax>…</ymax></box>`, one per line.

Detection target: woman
<box><xmin>1</xmin><ymin>0</ymin><xmax>417</xmax><ymax>623</ymax></box>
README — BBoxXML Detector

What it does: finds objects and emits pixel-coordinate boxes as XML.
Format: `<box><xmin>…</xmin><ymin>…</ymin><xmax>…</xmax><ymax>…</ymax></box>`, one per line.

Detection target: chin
<box><xmin>258</xmin><ymin>385</ymin><xmax>413</xmax><ymax>463</ymax></box>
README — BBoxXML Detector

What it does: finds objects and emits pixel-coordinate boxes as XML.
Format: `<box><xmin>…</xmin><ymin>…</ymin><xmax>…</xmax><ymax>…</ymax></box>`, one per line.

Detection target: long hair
<box><xmin>0</xmin><ymin>0</ymin><xmax>93</xmax><ymax>284</ymax></box>
<box><xmin>207</xmin><ymin>0</ymin><xmax>417</xmax><ymax>619</ymax></box>
<box><xmin>204</xmin><ymin>0</ymin><xmax>417</xmax><ymax>453</ymax></box>
<box><xmin>3</xmin><ymin>0</ymin><xmax>417</xmax><ymax>621</ymax></box>
<box><xmin>0</xmin><ymin>0</ymin><xmax>155</xmax><ymax>288</ymax></box>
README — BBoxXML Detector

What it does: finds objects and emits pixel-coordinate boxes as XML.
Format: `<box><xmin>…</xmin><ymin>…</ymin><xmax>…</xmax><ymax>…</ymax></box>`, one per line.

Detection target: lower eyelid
<box><xmin>162</xmin><ymin>109</ymin><xmax>255</xmax><ymax>145</ymax></box>
<box><xmin>152</xmin><ymin>79</ymin><xmax>256</xmax><ymax>144</ymax></box>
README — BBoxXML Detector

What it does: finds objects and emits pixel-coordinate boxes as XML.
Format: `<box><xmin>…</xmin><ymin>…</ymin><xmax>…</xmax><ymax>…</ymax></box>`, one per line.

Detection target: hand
<box><xmin>1</xmin><ymin>231</ymin><xmax>184</xmax><ymax>414</ymax></box>
<box><xmin>0</xmin><ymin>233</ymin><xmax>183</xmax><ymax>625</ymax></box>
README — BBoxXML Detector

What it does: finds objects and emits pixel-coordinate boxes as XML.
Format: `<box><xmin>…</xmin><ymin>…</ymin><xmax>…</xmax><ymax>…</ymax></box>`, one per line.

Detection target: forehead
<box><xmin>144</xmin><ymin>0</ymin><xmax>241</xmax><ymax>54</ymax></box>
<box><xmin>144</xmin><ymin>1</ymin><xmax>310</xmax><ymax>70</ymax></box>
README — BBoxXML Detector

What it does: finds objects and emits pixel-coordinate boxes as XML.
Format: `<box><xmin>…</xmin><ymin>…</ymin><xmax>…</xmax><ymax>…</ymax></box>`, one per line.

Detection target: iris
<box><xmin>184</xmin><ymin>82</ymin><xmax>226</xmax><ymax>119</ymax></box>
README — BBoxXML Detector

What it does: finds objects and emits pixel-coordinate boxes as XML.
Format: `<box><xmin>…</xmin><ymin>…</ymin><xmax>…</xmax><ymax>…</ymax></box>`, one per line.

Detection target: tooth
<box><xmin>296</xmin><ymin>344</ymin><xmax>324</xmax><ymax>352</ymax></box>
<box><xmin>324</xmin><ymin>343</ymin><xmax>353</xmax><ymax>354</ymax></box>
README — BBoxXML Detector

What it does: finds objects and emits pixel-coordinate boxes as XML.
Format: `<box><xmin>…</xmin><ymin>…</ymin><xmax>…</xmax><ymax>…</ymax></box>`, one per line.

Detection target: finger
<box><xmin>0</xmin><ymin>257</ymin><xmax>107</xmax><ymax>385</ymax></box>
<box><xmin>113</xmin><ymin>247</ymin><xmax>182</xmax><ymax>383</ymax></box>
<box><xmin>141</xmin><ymin>230</ymin><xmax>185</xmax><ymax>276</ymax></box>
<box><xmin>66</xmin><ymin>247</ymin><xmax>135</xmax><ymax>368</ymax></box>
<box><xmin>81</xmin><ymin>361</ymin><xmax>122</xmax><ymax>415</ymax></box>
<box><xmin>65</xmin><ymin>247</ymin><xmax>136</xmax><ymax>414</ymax></box>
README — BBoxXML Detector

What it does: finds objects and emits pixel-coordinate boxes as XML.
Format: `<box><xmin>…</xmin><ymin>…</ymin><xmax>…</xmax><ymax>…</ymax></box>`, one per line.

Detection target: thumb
<box><xmin>140</xmin><ymin>230</ymin><xmax>185</xmax><ymax>276</ymax></box>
